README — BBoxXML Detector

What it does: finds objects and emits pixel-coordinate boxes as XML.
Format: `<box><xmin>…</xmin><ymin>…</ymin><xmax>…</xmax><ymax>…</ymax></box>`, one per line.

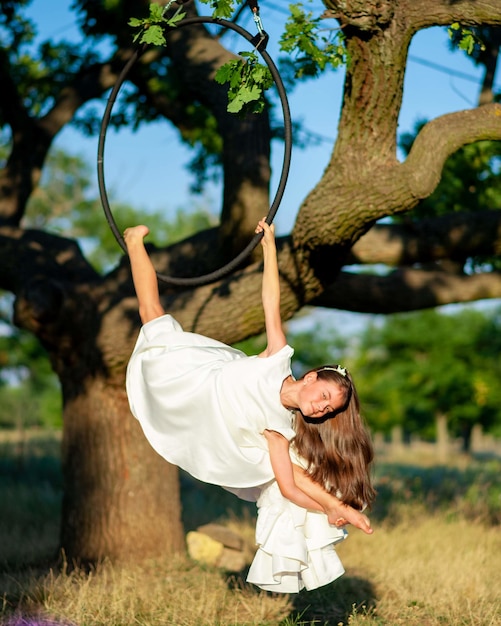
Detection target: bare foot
<box><xmin>123</xmin><ymin>225</ymin><xmax>150</xmax><ymax>248</ymax></box>
<box><xmin>326</xmin><ymin>501</ymin><xmax>373</xmax><ymax>535</ymax></box>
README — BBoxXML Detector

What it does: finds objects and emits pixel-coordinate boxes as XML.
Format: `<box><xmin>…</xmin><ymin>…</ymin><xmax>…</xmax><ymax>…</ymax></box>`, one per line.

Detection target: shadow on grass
<box><xmin>290</xmin><ymin>574</ymin><xmax>377</xmax><ymax>625</ymax></box>
<box><xmin>372</xmin><ymin>458</ymin><xmax>501</xmax><ymax>525</ymax></box>
<box><xmin>225</xmin><ymin>565</ymin><xmax>376</xmax><ymax>626</ymax></box>
<box><xmin>0</xmin><ymin>433</ymin><xmax>63</xmax><ymax>573</ymax></box>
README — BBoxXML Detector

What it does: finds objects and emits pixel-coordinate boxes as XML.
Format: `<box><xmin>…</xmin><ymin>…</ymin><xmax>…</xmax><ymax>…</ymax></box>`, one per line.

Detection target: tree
<box><xmin>0</xmin><ymin>145</ymin><xmax>215</xmax><ymax>429</ymax></box>
<box><xmin>0</xmin><ymin>0</ymin><xmax>500</xmax><ymax>562</ymax></box>
<box><xmin>354</xmin><ymin>308</ymin><xmax>501</xmax><ymax>450</ymax></box>
<box><xmin>0</xmin><ymin>317</ymin><xmax>62</xmax><ymax>430</ymax></box>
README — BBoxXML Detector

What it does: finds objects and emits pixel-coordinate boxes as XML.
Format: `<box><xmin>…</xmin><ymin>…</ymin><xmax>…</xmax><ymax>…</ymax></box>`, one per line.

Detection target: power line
<box><xmin>408</xmin><ymin>54</ymin><xmax>500</xmax><ymax>90</ymax></box>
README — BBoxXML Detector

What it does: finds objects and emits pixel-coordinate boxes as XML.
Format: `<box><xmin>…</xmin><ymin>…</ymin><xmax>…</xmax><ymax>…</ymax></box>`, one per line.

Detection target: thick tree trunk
<box><xmin>10</xmin><ymin>273</ymin><xmax>185</xmax><ymax>563</ymax></box>
<box><xmin>60</xmin><ymin>375</ymin><xmax>185</xmax><ymax>562</ymax></box>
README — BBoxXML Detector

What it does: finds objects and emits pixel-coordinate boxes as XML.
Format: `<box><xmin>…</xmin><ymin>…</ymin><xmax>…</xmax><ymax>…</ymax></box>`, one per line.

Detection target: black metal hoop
<box><xmin>97</xmin><ymin>15</ymin><xmax>292</xmax><ymax>286</ymax></box>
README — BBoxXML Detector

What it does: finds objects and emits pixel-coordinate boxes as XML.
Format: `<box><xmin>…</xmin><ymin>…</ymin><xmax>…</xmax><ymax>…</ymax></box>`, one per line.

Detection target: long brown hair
<box><xmin>292</xmin><ymin>366</ymin><xmax>376</xmax><ymax>511</ymax></box>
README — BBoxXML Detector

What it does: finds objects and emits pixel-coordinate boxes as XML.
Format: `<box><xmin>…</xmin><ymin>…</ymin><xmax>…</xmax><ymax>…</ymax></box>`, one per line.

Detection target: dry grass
<box><xmin>1</xmin><ymin>431</ymin><xmax>501</xmax><ymax>625</ymax></box>
<box><xmin>3</xmin><ymin>509</ymin><xmax>500</xmax><ymax>626</ymax></box>
<box><xmin>336</xmin><ymin>505</ymin><xmax>501</xmax><ymax>625</ymax></box>
<box><xmin>3</xmin><ymin>556</ymin><xmax>292</xmax><ymax>626</ymax></box>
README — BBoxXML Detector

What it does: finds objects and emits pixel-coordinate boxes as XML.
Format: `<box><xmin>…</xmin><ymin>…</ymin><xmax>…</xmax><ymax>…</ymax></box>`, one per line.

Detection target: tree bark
<box><xmin>60</xmin><ymin>377</ymin><xmax>184</xmax><ymax>562</ymax></box>
<box><xmin>348</xmin><ymin>211</ymin><xmax>501</xmax><ymax>267</ymax></box>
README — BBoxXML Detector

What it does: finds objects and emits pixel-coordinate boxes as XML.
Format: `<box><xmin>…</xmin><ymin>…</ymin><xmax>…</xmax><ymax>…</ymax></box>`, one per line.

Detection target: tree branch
<box><xmin>349</xmin><ymin>210</ymin><xmax>501</xmax><ymax>266</ymax></box>
<box><xmin>39</xmin><ymin>57</ymin><xmax>132</xmax><ymax>137</ymax></box>
<box><xmin>312</xmin><ymin>268</ymin><xmax>501</xmax><ymax>314</ymax></box>
<box><xmin>0</xmin><ymin>47</ymin><xmax>30</xmax><ymax>131</ymax></box>
<box><xmin>401</xmin><ymin>0</ymin><xmax>501</xmax><ymax>31</ymax></box>
<box><xmin>399</xmin><ymin>103</ymin><xmax>501</xmax><ymax>207</ymax></box>
<box><xmin>0</xmin><ymin>54</ymin><xmax>130</xmax><ymax>224</ymax></box>
<box><xmin>0</xmin><ymin>227</ymin><xmax>99</xmax><ymax>293</ymax></box>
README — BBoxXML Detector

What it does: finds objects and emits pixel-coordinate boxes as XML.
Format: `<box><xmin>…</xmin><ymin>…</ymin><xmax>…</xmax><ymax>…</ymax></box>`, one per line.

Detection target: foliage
<box><xmin>23</xmin><ymin>148</ymin><xmax>128</xmax><ymax>272</ymax></box>
<box><xmin>0</xmin><ymin>433</ymin><xmax>62</xmax><ymax>568</ymax></box>
<box><xmin>355</xmin><ymin>308</ymin><xmax>501</xmax><ymax>439</ymax></box>
<box><xmin>215</xmin><ymin>50</ymin><xmax>273</xmax><ymax>114</ymax></box>
<box><xmin>0</xmin><ymin>315</ymin><xmax>61</xmax><ymax>429</ymax></box>
<box><xmin>198</xmin><ymin>0</ymin><xmax>237</xmax><ymax>20</ymax></box>
<box><xmin>448</xmin><ymin>25</ymin><xmax>501</xmax><ymax>104</ymax></box>
<box><xmin>128</xmin><ymin>2</ymin><xmax>275</xmax><ymax>114</ymax></box>
<box><xmin>128</xmin><ymin>1</ymin><xmax>348</xmax><ymax>115</ymax></box>
<box><xmin>0</xmin><ymin>2</ymin><xmax>99</xmax><ymax>126</ymax></box>
<box><xmin>232</xmin><ymin>315</ymin><xmax>349</xmax><ymax>365</ymax></box>
<box><xmin>257</xmin><ymin>308</ymin><xmax>501</xmax><ymax>443</ymax></box>
<box><xmin>23</xmin><ymin>147</ymin><xmax>217</xmax><ymax>270</ymax></box>
<box><xmin>283</xmin><ymin>308</ymin><xmax>501</xmax><ymax>441</ymax></box>
<box><xmin>129</xmin><ymin>2</ymin><xmax>186</xmax><ymax>46</ymax></box>
<box><xmin>288</xmin><ymin>320</ymin><xmax>351</xmax><ymax>376</ymax></box>
<box><xmin>279</xmin><ymin>2</ymin><xmax>347</xmax><ymax>79</ymax></box>
<box><xmin>0</xmin><ymin>0</ymin><xmax>225</xmax><ymax>193</ymax></box>
<box><xmin>399</xmin><ymin>131</ymin><xmax>501</xmax><ymax>219</ymax></box>
<box><xmin>232</xmin><ymin>332</ymin><xmax>266</xmax><ymax>356</ymax></box>
<box><xmin>374</xmin><ymin>458</ymin><xmax>501</xmax><ymax>525</ymax></box>
<box><xmin>448</xmin><ymin>23</ymin><xmax>486</xmax><ymax>57</ymax></box>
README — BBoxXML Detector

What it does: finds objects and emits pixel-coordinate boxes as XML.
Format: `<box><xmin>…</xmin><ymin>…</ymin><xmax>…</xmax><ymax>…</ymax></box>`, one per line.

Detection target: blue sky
<box><xmin>26</xmin><ymin>0</ymin><xmax>499</xmax><ymax>236</ymax></box>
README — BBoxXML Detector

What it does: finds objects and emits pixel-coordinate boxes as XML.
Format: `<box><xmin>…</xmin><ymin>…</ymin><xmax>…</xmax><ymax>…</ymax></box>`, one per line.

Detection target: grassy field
<box><xmin>1</xmin><ymin>430</ymin><xmax>500</xmax><ymax>626</ymax></box>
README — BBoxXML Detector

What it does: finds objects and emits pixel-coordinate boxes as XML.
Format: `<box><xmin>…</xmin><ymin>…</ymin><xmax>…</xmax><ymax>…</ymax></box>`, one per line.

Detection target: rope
<box><xmin>97</xmin><ymin>15</ymin><xmax>292</xmax><ymax>287</ymax></box>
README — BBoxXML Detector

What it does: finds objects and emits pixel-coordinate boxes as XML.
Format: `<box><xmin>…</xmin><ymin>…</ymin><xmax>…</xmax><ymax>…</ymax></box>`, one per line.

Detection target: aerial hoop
<box><xmin>97</xmin><ymin>15</ymin><xmax>292</xmax><ymax>287</ymax></box>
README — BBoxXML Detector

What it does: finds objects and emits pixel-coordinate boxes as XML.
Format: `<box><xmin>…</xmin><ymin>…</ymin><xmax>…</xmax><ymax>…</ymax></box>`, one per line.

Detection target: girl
<box><xmin>125</xmin><ymin>221</ymin><xmax>375</xmax><ymax>593</ymax></box>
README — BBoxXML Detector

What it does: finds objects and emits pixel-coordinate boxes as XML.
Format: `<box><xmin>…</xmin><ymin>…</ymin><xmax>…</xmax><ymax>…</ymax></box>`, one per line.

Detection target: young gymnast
<box><xmin>125</xmin><ymin>221</ymin><xmax>375</xmax><ymax>592</ymax></box>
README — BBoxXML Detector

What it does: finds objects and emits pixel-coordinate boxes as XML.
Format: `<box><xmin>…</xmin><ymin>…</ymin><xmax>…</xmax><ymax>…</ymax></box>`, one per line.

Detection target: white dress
<box><xmin>248</xmin><ymin>479</ymin><xmax>347</xmax><ymax>593</ymax></box>
<box><xmin>126</xmin><ymin>314</ymin><xmax>347</xmax><ymax>592</ymax></box>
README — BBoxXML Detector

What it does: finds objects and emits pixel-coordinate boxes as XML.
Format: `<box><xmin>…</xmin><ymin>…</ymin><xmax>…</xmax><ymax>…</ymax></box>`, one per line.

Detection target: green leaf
<box><xmin>227</xmin><ymin>96</ymin><xmax>245</xmax><ymax>113</ymax></box>
<box><xmin>168</xmin><ymin>11</ymin><xmax>186</xmax><ymax>27</ymax></box>
<box><xmin>239</xmin><ymin>84</ymin><xmax>261</xmax><ymax>104</ymax></box>
<box><xmin>129</xmin><ymin>3</ymin><xmax>186</xmax><ymax>48</ymax></box>
<box><xmin>279</xmin><ymin>3</ymin><xmax>347</xmax><ymax>78</ymax></box>
<box><xmin>149</xmin><ymin>3</ymin><xmax>164</xmax><ymax>19</ymax></box>
<box><xmin>215</xmin><ymin>52</ymin><xmax>272</xmax><ymax>114</ymax></box>
<box><xmin>448</xmin><ymin>23</ymin><xmax>486</xmax><ymax>57</ymax></box>
<box><xmin>140</xmin><ymin>25</ymin><xmax>166</xmax><ymax>46</ymax></box>
<box><xmin>198</xmin><ymin>0</ymin><xmax>235</xmax><ymax>19</ymax></box>
<box><xmin>215</xmin><ymin>60</ymin><xmax>238</xmax><ymax>84</ymax></box>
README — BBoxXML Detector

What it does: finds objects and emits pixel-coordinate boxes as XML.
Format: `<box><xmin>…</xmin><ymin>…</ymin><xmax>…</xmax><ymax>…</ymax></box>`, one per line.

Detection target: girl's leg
<box><xmin>124</xmin><ymin>226</ymin><xmax>165</xmax><ymax>324</ymax></box>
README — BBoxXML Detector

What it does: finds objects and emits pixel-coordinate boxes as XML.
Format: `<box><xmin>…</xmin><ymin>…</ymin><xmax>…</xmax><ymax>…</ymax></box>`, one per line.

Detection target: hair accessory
<box><xmin>320</xmin><ymin>365</ymin><xmax>347</xmax><ymax>377</ymax></box>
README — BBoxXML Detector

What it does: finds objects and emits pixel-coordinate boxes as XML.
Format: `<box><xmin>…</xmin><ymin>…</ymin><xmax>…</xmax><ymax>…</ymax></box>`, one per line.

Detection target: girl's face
<box><xmin>298</xmin><ymin>372</ymin><xmax>345</xmax><ymax>419</ymax></box>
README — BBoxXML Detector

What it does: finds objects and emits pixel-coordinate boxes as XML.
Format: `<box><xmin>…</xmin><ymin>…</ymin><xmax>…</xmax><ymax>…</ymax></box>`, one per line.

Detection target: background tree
<box><xmin>0</xmin><ymin>0</ymin><xmax>500</xmax><ymax>563</ymax></box>
<box><xmin>0</xmin><ymin>315</ymin><xmax>61</xmax><ymax>430</ymax></box>
<box><xmin>354</xmin><ymin>308</ymin><xmax>501</xmax><ymax>450</ymax></box>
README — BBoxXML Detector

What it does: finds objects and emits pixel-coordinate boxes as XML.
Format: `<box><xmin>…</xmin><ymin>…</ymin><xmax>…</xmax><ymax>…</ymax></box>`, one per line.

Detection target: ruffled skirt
<box><xmin>246</xmin><ymin>482</ymin><xmax>347</xmax><ymax>593</ymax></box>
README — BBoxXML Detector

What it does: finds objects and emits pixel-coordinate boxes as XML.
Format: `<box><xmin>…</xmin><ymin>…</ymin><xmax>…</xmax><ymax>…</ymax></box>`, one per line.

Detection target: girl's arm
<box><xmin>292</xmin><ymin>464</ymin><xmax>373</xmax><ymax>534</ymax></box>
<box><xmin>264</xmin><ymin>430</ymin><xmax>325</xmax><ymax>511</ymax></box>
<box><xmin>265</xmin><ymin>431</ymin><xmax>373</xmax><ymax>534</ymax></box>
<box><xmin>256</xmin><ymin>220</ymin><xmax>287</xmax><ymax>357</ymax></box>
